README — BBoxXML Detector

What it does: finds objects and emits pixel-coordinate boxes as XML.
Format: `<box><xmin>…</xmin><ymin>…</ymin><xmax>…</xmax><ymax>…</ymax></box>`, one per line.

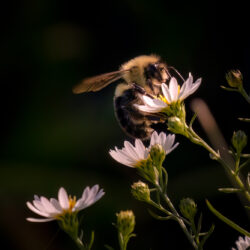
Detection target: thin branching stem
<box><xmin>186</xmin><ymin>125</ymin><xmax>250</xmax><ymax>202</ymax></box>
<box><xmin>155</xmin><ymin>184</ymin><xmax>198</xmax><ymax>250</ymax></box>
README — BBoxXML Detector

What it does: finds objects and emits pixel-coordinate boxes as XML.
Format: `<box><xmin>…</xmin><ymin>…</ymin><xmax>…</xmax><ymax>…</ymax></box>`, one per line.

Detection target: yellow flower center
<box><xmin>68</xmin><ymin>195</ymin><xmax>77</xmax><ymax>211</ymax></box>
<box><xmin>158</xmin><ymin>85</ymin><xmax>181</xmax><ymax>104</ymax></box>
<box><xmin>177</xmin><ymin>85</ymin><xmax>180</xmax><ymax>95</ymax></box>
<box><xmin>159</xmin><ymin>94</ymin><xmax>169</xmax><ymax>104</ymax></box>
<box><xmin>55</xmin><ymin>195</ymin><xmax>77</xmax><ymax>220</ymax></box>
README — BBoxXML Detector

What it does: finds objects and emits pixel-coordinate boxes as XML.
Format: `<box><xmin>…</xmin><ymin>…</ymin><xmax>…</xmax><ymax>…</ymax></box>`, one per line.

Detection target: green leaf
<box><xmin>206</xmin><ymin>199</ymin><xmax>250</xmax><ymax>237</ymax></box>
<box><xmin>147</xmin><ymin>209</ymin><xmax>173</xmax><ymax>221</ymax></box>
<box><xmin>198</xmin><ymin>224</ymin><xmax>215</xmax><ymax>250</ymax></box>
<box><xmin>220</xmin><ymin>85</ymin><xmax>239</xmax><ymax>92</ymax></box>
<box><xmin>189</xmin><ymin>112</ymin><xmax>197</xmax><ymax>129</ymax></box>
<box><xmin>238</xmin><ymin>118</ymin><xmax>250</xmax><ymax>122</ymax></box>
<box><xmin>87</xmin><ymin>231</ymin><xmax>95</xmax><ymax>250</ymax></box>
<box><xmin>104</xmin><ymin>245</ymin><xmax>115</xmax><ymax>250</ymax></box>
<box><xmin>218</xmin><ymin>188</ymin><xmax>242</xmax><ymax>193</ymax></box>
<box><xmin>197</xmin><ymin>213</ymin><xmax>203</xmax><ymax>235</ymax></box>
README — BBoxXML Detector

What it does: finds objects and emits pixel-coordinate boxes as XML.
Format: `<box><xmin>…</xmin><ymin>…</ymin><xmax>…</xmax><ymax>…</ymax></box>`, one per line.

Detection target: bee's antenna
<box><xmin>164</xmin><ymin>67</ymin><xmax>172</xmax><ymax>79</ymax></box>
<box><xmin>168</xmin><ymin>66</ymin><xmax>185</xmax><ymax>82</ymax></box>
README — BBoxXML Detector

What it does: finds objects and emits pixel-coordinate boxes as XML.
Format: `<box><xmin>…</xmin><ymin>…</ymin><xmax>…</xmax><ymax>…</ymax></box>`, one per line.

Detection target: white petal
<box><xmin>150</xmin><ymin>131</ymin><xmax>159</xmax><ymax>146</ymax></box>
<box><xmin>161</xmin><ymin>83</ymin><xmax>172</xmax><ymax>103</ymax></box>
<box><xmin>32</xmin><ymin>199</ymin><xmax>46</xmax><ymax>213</ymax></box>
<box><xmin>142</xmin><ymin>95</ymin><xmax>156</xmax><ymax>106</ymax></box>
<box><xmin>109</xmin><ymin>149</ymin><xmax>135</xmax><ymax>167</ymax></box>
<box><xmin>135</xmin><ymin>139</ymin><xmax>146</xmax><ymax>159</ymax></box>
<box><xmin>26</xmin><ymin>217</ymin><xmax>55</xmax><ymax>223</ymax></box>
<box><xmin>179</xmin><ymin>76</ymin><xmax>201</xmax><ymax>101</ymax></box>
<box><xmin>166</xmin><ymin>142</ymin><xmax>179</xmax><ymax>155</ymax></box>
<box><xmin>124</xmin><ymin>141</ymin><xmax>140</xmax><ymax>161</ymax></box>
<box><xmin>169</xmin><ymin>77</ymin><xmax>179</xmax><ymax>101</ymax></box>
<box><xmin>93</xmin><ymin>188</ymin><xmax>105</xmax><ymax>202</ymax></box>
<box><xmin>246</xmin><ymin>236</ymin><xmax>250</xmax><ymax>244</ymax></box>
<box><xmin>26</xmin><ymin>202</ymin><xmax>50</xmax><ymax>218</ymax></box>
<box><xmin>50</xmin><ymin>198</ymin><xmax>62</xmax><ymax>212</ymax></box>
<box><xmin>142</xmin><ymin>96</ymin><xmax>166</xmax><ymax>108</ymax></box>
<box><xmin>81</xmin><ymin>186</ymin><xmax>90</xmax><ymax>201</ymax></box>
<box><xmin>58</xmin><ymin>187</ymin><xmax>69</xmax><ymax>210</ymax></box>
<box><xmin>159</xmin><ymin>132</ymin><xmax>166</xmax><ymax>145</ymax></box>
<box><xmin>134</xmin><ymin>104</ymin><xmax>164</xmax><ymax>113</ymax></box>
<box><xmin>40</xmin><ymin>197</ymin><xmax>59</xmax><ymax>215</ymax></box>
<box><xmin>74</xmin><ymin>185</ymin><xmax>105</xmax><ymax>211</ymax></box>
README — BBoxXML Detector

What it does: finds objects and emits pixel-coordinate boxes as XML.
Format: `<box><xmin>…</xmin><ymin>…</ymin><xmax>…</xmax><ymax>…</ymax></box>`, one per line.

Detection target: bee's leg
<box><xmin>130</xmin><ymin>83</ymin><xmax>155</xmax><ymax>98</ymax></box>
<box><xmin>147</xmin><ymin>113</ymin><xmax>166</xmax><ymax>123</ymax></box>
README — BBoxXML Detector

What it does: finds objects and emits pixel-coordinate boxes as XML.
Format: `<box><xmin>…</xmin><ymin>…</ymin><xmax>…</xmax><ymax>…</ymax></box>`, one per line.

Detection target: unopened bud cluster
<box><xmin>168</xmin><ymin>116</ymin><xmax>186</xmax><ymax>135</ymax></box>
<box><xmin>232</xmin><ymin>130</ymin><xmax>247</xmax><ymax>154</ymax></box>
<box><xmin>131</xmin><ymin>181</ymin><xmax>151</xmax><ymax>202</ymax></box>
<box><xmin>226</xmin><ymin>70</ymin><xmax>243</xmax><ymax>88</ymax></box>
<box><xmin>116</xmin><ymin>210</ymin><xmax>135</xmax><ymax>237</ymax></box>
<box><xmin>149</xmin><ymin>144</ymin><xmax>165</xmax><ymax>168</ymax></box>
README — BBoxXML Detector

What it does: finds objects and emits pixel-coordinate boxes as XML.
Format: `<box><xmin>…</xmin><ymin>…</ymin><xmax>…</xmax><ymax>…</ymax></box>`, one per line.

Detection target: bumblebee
<box><xmin>73</xmin><ymin>55</ymin><xmax>174</xmax><ymax>139</ymax></box>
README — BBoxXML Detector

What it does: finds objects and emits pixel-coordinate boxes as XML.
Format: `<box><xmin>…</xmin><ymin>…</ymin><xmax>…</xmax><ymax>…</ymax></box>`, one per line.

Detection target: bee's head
<box><xmin>144</xmin><ymin>62</ymin><xmax>169</xmax><ymax>85</ymax></box>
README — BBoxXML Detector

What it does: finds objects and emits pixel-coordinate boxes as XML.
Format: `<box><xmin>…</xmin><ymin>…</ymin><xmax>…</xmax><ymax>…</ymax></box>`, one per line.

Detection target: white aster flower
<box><xmin>109</xmin><ymin>131</ymin><xmax>179</xmax><ymax>167</ymax></box>
<box><xmin>232</xmin><ymin>236</ymin><xmax>250</xmax><ymax>250</ymax></box>
<box><xmin>26</xmin><ymin>185</ymin><xmax>105</xmax><ymax>222</ymax></box>
<box><xmin>135</xmin><ymin>73</ymin><xmax>202</xmax><ymax>113</ymax></box>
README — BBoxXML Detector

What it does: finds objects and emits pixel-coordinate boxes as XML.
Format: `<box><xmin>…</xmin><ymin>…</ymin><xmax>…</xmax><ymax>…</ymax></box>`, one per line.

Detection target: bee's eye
<box><xmin>149</xmin><ymin>64</ymin><xmax>157</xmax><ymax>71</ymax></box>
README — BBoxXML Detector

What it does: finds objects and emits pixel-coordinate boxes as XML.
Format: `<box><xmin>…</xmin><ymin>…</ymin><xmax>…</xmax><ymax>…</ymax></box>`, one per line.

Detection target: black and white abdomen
<box><xmin>114</xmin><ymin>83</ymin><xmax>159</xmax><ymax>140</ymax></box>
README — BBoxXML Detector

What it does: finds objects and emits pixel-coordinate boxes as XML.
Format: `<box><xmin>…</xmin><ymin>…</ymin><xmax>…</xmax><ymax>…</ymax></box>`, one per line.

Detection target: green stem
<box><xmin>67</xmin><ymin>234</ymin><xmax>87</xmax><ymax>250</ymax></box>
<box><xmin>118</xmin><ymin>232</ymin><xmax>125</xmax><ymax>250</ymax></box>
<box><xmin>148</xmin><ymin>200</ymin><xmax>172</xmax><ymax>217</ymax></box>
<box><xmin>239</xmin><ymin>85</ymin><xmax>250</xmax><ymax>104</ymax></box>
<box><xmin>237</xmin><ymin>158</ymin><xmax>250</xmax><ymax>174</ymax></box>
<box><xmin>186</xmin><ymin>126</ymin><xmax>250</xmax><ymax>203</ymax></box>
<box><xmin>206</xmin><ymin>200</ymin><xmax>250</xmax><ymax>237</ymax></box>
<box><xmin>156</xmin><ymin>185</ymin><xmax>198</xmax><ymax>250</ymax></box>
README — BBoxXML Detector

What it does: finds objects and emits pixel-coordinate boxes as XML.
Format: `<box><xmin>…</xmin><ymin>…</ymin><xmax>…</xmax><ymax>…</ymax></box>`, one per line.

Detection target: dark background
<box><xmin>0</xmin><ymin>1</ymin><xmax>249</xmax><ymax>249</ymax></box>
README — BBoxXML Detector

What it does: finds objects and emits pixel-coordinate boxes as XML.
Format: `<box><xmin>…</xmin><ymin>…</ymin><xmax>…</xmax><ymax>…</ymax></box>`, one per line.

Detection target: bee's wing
<box><xmin>72</xmin><ymin>70</ymin><xmax>128</xmax><ymax>94</ymax></box>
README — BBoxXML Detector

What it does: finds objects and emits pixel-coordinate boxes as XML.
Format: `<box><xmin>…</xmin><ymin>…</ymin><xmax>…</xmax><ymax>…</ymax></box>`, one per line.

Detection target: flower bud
<box><xmin>131</xmin><ymin>181</ymin><xmax>151</xmax><ymax>202</ymax></box>
<box><xmin>232</xmin><ymin>130</ymin><xmax>247</xmax><ymax>154</ymax></box>
<box><xmin>136</xmin><ymin>158</ymin><xmax>159</xmax><ymax>185</ymax></box>
<box><xmin>179</xmin><ymin>198</ymin><xmax>197</xmax><ymax>220</ymax></box>
<box><xmin>116</xmin><ymin>210</ymin><xmax>135</xmax><ymax>237</ymax></box>
<box><xmin>226</xmin><ymin>70</ymin><xmax>243</xmax><ymax>88</ymax></box>
<box><xmin>149</xmin><ymin>144</ymin><xmax>165</xmax><ymax>168</ymax></box>
<box><xmin>167</xmin><ymin>116</ymin><xmax>186</xmax><ymax>135</ymax></box>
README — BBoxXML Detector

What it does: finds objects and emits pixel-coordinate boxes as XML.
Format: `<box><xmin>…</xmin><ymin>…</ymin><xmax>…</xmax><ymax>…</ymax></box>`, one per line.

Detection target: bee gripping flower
<box><xmin>134</xmin><ymin>73</ymin><xmax>201</xmax><ymax>113</ymax></box>
<box><xmin>26</xmin><ymin>185</ymin><xmax>105</xmax><ymax>222</ymax></box>
<box><xmin>109</xmin><ymin>131</ymin><xmax>179</xmax><ymax>168</ymax></box>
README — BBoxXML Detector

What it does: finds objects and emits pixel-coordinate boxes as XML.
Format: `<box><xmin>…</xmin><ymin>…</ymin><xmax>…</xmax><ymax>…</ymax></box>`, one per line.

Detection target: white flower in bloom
<box><xmin>26</xmin><ymin>185</ymin><xmax>105</xmax><ymax>222</ymax></box>
<box><xmin>135</xmin><ymin>73</ymin><xmax>202</xmax><ymax>113</ymax></box>
<box><xmin>109</xmin><ymin>131</ymin><xmax>179</xmax><ymax>167</ymax></box>
<box><xmin>232</xmin><ymin>236</ymin><xmax>250</xmax><ymax>250</ymax></box>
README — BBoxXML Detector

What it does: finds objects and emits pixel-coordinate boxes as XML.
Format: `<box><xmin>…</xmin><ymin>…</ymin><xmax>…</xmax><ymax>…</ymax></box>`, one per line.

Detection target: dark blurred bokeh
<box><xmin>1</xmin><ymin>1</ymin><xmax>249</xmax><ymax>249</ymax></box>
